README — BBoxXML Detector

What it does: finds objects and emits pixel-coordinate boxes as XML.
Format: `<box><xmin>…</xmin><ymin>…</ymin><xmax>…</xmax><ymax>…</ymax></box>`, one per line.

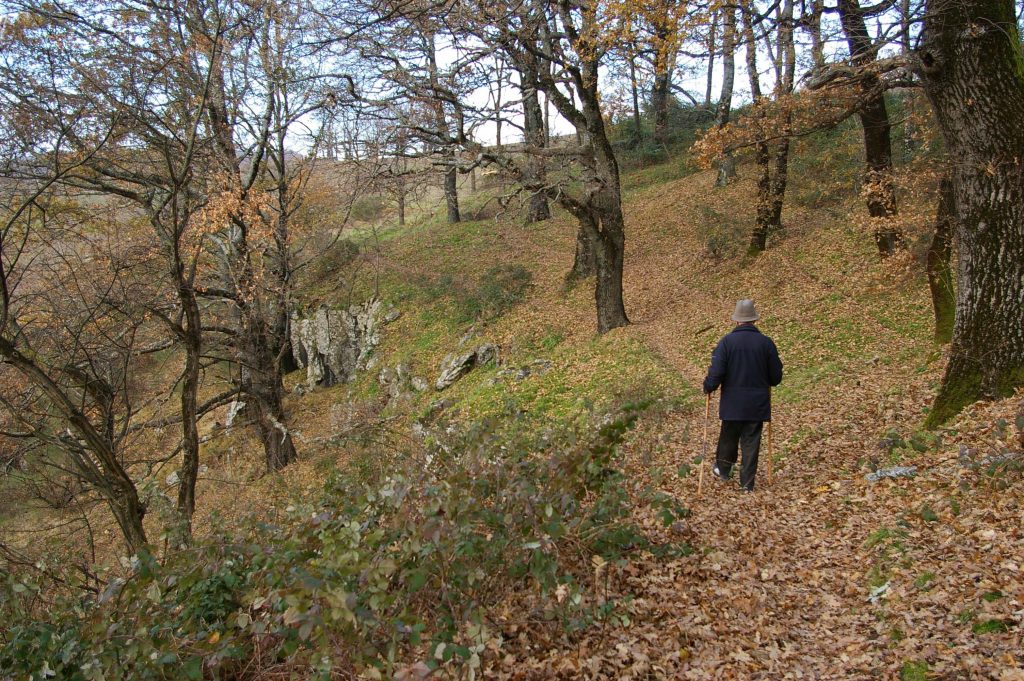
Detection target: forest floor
<box><xmin>351</xmin><ymin>157</ymin><xmax>1024</xmax><ymax>679</ymax></box>
<box><xmin>5</xmin><ymin>144</ymin><xmax>1022</xmax><ymax>679</ymax></box>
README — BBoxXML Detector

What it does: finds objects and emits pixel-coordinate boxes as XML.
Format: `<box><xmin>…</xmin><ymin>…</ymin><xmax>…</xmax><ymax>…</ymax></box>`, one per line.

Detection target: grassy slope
<box><xmin>285</xmin><ymin>144</ymin><xmax>1021</xmax><ymax>678</ymax></box>
<box><xmin>5</xmin><ymin>133</ymin><xmax>1021</xmax><ymax>677</ymax></box>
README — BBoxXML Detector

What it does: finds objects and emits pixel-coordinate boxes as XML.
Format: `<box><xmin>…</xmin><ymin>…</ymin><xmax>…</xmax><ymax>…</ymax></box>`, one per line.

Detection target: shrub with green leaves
<box><xmin>0</xmin><ymin>402</ymin><xmax>661</xmax><ymax>680</ymax></box>
<box><xmin>350</xmin><ymin>195</ymin><xmax>387</xmax><ymax>222</ymax></box>
<box><xmin>446</xmin><ymin>263</ymin><xmax>531</xmax><ymax>323</ymax></box>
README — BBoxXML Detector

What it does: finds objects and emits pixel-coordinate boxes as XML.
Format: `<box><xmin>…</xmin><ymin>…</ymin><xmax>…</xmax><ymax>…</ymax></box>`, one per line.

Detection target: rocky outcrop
<box><xmin>291</xmin><ymin>299</ymin><xmax>393</xmax><ymax>390</ymax></box>
<box><xmin>225</xmin><ymin>400</ymin><xmax>247</xmax><ymax>428</ymax></box>
<box><xmin>435</xmin><ymin>343</ymin><xmax>498</xmax><ymax>391</ymax></box>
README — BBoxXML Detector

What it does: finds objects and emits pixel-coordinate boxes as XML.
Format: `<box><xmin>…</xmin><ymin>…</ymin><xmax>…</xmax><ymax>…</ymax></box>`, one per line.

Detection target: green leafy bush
<box><xmin>0</xmin><ymin>402</ymin><xmax>656</xmax><ymax>679</ymax></box>
<box><xmin>350</xmin><ymin>195</ymin><xmax>387</xmax><ymax>222</ymax></box>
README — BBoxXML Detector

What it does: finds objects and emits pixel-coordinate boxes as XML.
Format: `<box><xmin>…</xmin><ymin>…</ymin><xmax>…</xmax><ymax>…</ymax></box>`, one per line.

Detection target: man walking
<box><xmin>703</xmin><ymin>299</ymin><xmax>783</xmax><ymax>491</ymax></box>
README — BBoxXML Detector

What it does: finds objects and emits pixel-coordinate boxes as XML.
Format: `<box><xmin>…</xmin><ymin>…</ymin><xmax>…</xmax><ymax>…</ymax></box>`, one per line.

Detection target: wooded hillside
<box><xmin>1</xmin><ymin>0</ymin><xmax>1022</xmax><ymax>678</ymax></box>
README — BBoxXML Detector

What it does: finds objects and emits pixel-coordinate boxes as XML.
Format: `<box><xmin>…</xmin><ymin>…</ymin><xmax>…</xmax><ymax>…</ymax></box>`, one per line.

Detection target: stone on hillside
<box><xmin>291</xmin><ymin>299</ymin><xmax>384</xmax><ymax>390</ymax></box>
<box><xmin>475</xmin><ymin>343</ymin><xmax>498</xmax><ymax>366</ymax></box>
<box><xmin>225</xmin><ymin>400</ymin><xmax>247</xmax><ymax>428</ymax></box>
<box><xmin>865</xmin><ymin>466</ymin><xmax>917</xmax><ymax>482</ymax></box>
<box><xmin>411</xmin><ymin>377</ymin><xmax>429</xmax><ymax>393</ymax></box>
<box><xmin>379</xmin><ymin>363</ymin><xmax>417</xmax><ymax>401</ymax></box>
<box><xmin>435</xmin><ymin>343</ymin><xmax>498</xmax><ymax>391</ymax></box>
<box><xmin>436</xmin><ymin>351</ymin><xmax>475</xmax><ymax>391</ymax></box>
<box><xmin>959</xmin><ymin>444</ymin><xmax>1022</xmax><ymax>469</ymax></box>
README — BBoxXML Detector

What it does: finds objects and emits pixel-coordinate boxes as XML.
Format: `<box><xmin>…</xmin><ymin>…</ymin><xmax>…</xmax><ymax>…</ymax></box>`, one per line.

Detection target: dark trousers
<box><xmin>715</xmin><ymin>420</ymin><xmax>763</xmax><ymax>491</ymax></box>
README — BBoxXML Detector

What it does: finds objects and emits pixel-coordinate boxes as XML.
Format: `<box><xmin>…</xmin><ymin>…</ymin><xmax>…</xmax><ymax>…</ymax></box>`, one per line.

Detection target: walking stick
<box><xmin>697</xmin><ymin>393</ymin><xmax>711</xmax><ymax>494</ymax></box>
<box><xmin>766</xmin><ymin>387</ymin><xmax>774</xmax><ymax>485</ymax></box>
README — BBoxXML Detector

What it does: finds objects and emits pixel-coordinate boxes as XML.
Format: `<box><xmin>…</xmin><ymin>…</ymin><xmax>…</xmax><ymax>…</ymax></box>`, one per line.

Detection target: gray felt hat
<box><xmin>731</xmin><ymin>299</ymin><xmax>759</xmax><ymax>322</ymax></box>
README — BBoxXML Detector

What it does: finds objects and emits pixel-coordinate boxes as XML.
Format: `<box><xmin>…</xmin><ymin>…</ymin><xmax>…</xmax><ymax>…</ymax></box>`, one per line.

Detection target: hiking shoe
<box><xmin>713</xmin><ymin>465</ymin><xmax>728</xmax><ymax>481</ymax></box>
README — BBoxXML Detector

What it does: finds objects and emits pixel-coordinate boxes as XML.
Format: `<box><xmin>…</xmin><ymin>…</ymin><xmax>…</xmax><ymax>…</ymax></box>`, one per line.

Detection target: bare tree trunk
<box><xmin>809</xmin><ymin>0</ymin><xmax>825</xmax><ymax>66</ymax></box>
<box><xmin>590</xmin><ymin>195</ymin><xmax>629</xmax><ymax>333</ymax></box>
<box><xmin>629</xmin><ymin>53</ymin><xmax>643</xmax><ymax>146</ymax></box>
<box><xmin>444</xmin><ymin>158</ymin><xmax>461</xmax><ymax>223</ymax></box>
<box><xmin>927</xmin><ymin>173</ymin><xmax>956</xmax><ymax>344</ymax></box>
<box><xmin>749</xmin><ymin>140</ymin><xmax>773</xmax><ymax>254</ymax></box>
<box><xmin>838</xmin><ymin>0</ymin><xmax>904</xmax><ymax>256</ymax></box>
<box><xmin>175</xmin><ymin>279</ymin><xmax>202</xmax><ymax>543</ymax></box>
<box><xmin>246</xmin><ymin>338</ymin><xmax>297</xmax><ymax>471</ymax></box>
<box><xmin>426</xmin><ymin>32</ymin><xmax>461</xmax><ymax>224</ymax></box>
<box><xmin>705</xmin><ymin>10</ymin><xmax>717</xmax><ymax>106</ymax></box>
<box><xmin>714</xmin><ymin>6</ymin><xmax>737</xmax><ymax>187</ymax></box>
<box><xmin>765</xmin><ymin>0</ymin><xmax>795</xmax><ymax>236</ymax></box>
<box><xmin>744</xmin><ymin>8</ymin><xmax>772</xmax><ymax>254</ymax></box>
<box><xmin>651</xmin><ymin>27</ymin><xmax>673</xmax><ymax>146</ymax></box>
<box><xmin>900</xmin><ymin>0</ymin><xmax>912</xmax><ymax>51</ymax></box>
<box><xmin>918</xmin><ymin>0</ymin><xmax>1024</xmax><ymax>425</ymax></box>
<box><xmin>588</xmin><ymin>113</ymin><xmax>630</xmax><ymax>332</ymax></box>
<box><xmin>746</xmin><ymin>0</ymin><xmax>795</xmax><ymax>254</ymax></box>
<box><xmin>494</xmin><ymin>59</ymin><xmax>504</xmax><ymax>152</ymax></box>
<box><xmin>397</xmin><ymin>179</ymin><xmax>407</xmax><ymax>225</ymax></box>
<box><xmin>520</xmin><ymin>59</ymin><xmax>551</xmax><ymax>222</ymax></box>
<box><xmin>208</xmin><ymin>41</ymin><xmax>298</xmax><ymax>473</ymax></box>
<box><xmin>271</xmin><ymin>120</ymin><xmax>298</xmax><ymax>375</ymax></box>
<box><xmin>766</xmin><ymin>136</ymin><xmax>792</xmax><ymax>231</ymax></box>
<box><xmin>560</xmin><ymin>64</ymin><xmax>630</xmax><ymax>331</ymax></box>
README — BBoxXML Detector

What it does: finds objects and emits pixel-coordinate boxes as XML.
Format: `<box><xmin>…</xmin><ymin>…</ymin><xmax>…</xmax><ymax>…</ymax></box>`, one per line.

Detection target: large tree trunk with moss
<box><xmin>927</xmin><ymin>173</ymin><xmax>955</xmax><ymax>344</ymax></box>
<box><xmin>749</xmin><ymin>139</ymin><xmax>773</xmax><ymax>254</ymax></box>
<box><xmin>570</xmin><ymin>216</ymin><xmax>597</xmax><ymax>281</ymax></box>
<box><xmin>589</xmin><ymin>196</ymin><xmax>629</xmax><ymax>333</ymax></box>
<box><xmin>245</xmin><ymin>339</ymin><xmax>298</xmax><ymax>472</ymax></box>
<box><xmin>918</xmin><ymin>0</ymin><xmax>1024</xmax><ymax>426</ymax></box>
<box><xmin>838</xmin><ymin>0</ymin><xmax>904</xmax><ymax>257</ymax></box>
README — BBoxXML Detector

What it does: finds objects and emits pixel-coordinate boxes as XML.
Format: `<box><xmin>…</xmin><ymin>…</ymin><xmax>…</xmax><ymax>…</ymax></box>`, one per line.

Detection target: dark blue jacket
<box><xmin>702</xmin><ymin>324</ymin><xmax>783</xmax><ymax>422</ymax></box>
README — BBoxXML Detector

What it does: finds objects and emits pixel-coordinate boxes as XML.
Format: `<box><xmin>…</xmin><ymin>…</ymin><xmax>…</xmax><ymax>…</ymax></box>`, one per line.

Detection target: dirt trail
<box><xmin>493</xmin><ymin>171</ymin><xmax>1022</xmax><ymax>678</ymax></box>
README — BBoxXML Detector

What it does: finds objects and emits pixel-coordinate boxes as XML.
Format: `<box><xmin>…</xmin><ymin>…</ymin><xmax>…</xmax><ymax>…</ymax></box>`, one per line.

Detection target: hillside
<box><xmin>228</xmin><ymin>146</ymin><xmax>1022</xmax><ymax>676</ymax></box>
<box><xmin>3</xmin><ymin>144</ymin><xmax>1022</xmax><ymax>679</ymax></box>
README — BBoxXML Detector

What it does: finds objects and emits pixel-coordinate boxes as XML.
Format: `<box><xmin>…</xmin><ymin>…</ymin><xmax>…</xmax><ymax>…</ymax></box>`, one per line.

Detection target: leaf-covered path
<box><xmin>483</xmin><ymin>171</ymin><xmax>1024</xmax><ymax>678</ymax></box>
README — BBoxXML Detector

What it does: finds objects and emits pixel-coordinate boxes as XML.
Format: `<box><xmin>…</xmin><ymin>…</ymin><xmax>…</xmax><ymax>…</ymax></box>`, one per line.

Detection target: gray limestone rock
<box><xmin>865</xmin><ymin>466</ymin><xmax>917</xmax><ymax>482</ymax></box>
<box><xmin>225</xmin><ymin>400</ymin><xmax>247</xmax><ymax>428</ymax></box>
<box><xmin>290</xmin><ymin>299</ymin><xmax>385</xmax><ymax>390</ymax></box>
<box><xmin>435</xmin><ymin>343</ymin><xmax>498</xmax><ymax>391</ymax></box>
<box><xmin>435</xmin><ymin>351</ymin><xmax>476</xmax><ymax>391</ymax></box>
